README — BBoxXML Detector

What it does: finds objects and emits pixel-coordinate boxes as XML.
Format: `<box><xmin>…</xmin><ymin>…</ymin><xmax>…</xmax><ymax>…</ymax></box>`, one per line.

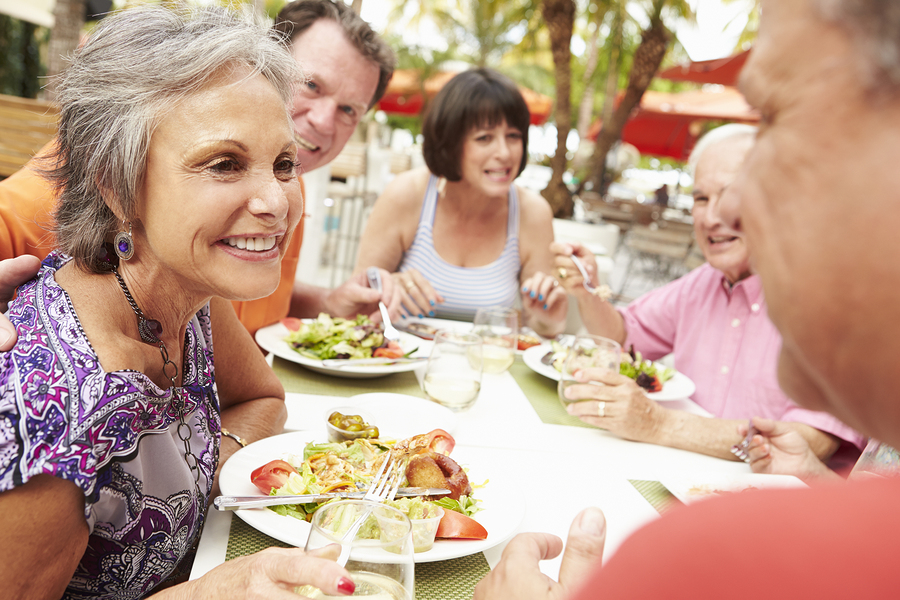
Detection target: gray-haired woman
<box><xmin>0</xmin><ymin>6</ymin><xmax>355</xmax><ymax>599</ymax></box>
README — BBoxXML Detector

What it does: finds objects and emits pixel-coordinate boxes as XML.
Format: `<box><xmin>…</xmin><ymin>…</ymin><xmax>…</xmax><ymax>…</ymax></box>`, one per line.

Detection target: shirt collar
<box><xmin>720</xmin><ymin>271</ymin><xmax>764</xmax><ymax>304</ymax></box>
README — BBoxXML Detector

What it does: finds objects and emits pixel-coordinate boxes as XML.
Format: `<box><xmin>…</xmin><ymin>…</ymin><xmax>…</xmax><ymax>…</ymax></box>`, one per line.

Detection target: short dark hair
<box><xmin>422</xmin><ymin>68</ymin><xmax>530</xmax><ymax>182</ymax></box>
<box><xmin>274</xmin><ymin>0</ymin><xmax>395</xmax><ymax>109</ymax></box>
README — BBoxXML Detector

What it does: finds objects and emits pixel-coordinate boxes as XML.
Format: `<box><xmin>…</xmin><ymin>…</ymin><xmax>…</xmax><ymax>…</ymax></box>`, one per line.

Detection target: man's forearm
<box><xmin>653</xmin><ymin>409</ymin><xmax>747</xmax><ymax>460</ymax></box>
<box><xmin>577</xmin><ymin>294</ymin><xmax>627</xmax><ymax>345</ymax></box>
<box><xmin>792</xmin><ymin>423</ymin><xmax>841</xmax><ymax>462</ymax></box>
<box><xmin>289</xmin><ymin>281</ymin><xmax>330</xmax><ymax>319</ymax></box>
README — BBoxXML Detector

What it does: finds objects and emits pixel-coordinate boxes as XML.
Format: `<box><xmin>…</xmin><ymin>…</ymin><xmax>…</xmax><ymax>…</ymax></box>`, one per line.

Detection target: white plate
<box><xmin>522</xmin><ymin>344</ymin><xmax>696</xmax><ymax>401</ymax></box>
<box><xmin>219</xmin><ymin>431</ymin><xmax>524</xmax><ymax>563</ymax></box>
<box><xmin>255</xmin><ymin>322</ymin><xmax>433</xmax><ymax>379</ymax></box>
<box><xmin>659</xmin><ymin>473</ymin><xmax>807</xmax><ymax>505</ymax></box>
<box><xmin>284</xmin><ymin>393</ymin><xmax>459</xmax><ymax>439</ymax></box>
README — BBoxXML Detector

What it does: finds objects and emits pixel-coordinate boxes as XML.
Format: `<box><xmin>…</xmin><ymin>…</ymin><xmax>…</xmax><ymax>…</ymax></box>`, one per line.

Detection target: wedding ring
<box><xmin>597</xmin><ymin>401</ymin><xmax>606</xmax><ymax>417</ymax></box>
<box><xmin>557</xmin><ymin>267</ymin><xmax>568</xmax><ymax>280</ymax></box>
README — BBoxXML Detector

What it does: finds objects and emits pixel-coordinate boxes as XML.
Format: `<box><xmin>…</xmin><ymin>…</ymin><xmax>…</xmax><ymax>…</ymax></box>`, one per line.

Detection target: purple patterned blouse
<box><xmin>0</xmin><ymin>252</ymin><xmax>220</xmax><ymax>598</ymax></box>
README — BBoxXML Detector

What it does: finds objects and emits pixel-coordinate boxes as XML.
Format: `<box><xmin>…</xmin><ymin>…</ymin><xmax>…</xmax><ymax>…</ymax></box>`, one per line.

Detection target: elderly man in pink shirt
<box><xmin>552</xmin><ymin>124</ymin><xmax>864</xmax><ymax>468</ymax></box>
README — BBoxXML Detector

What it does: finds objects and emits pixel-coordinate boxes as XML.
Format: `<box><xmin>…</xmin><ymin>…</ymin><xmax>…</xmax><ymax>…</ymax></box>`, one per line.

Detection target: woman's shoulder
<box><xmin>514</xmin><ymin>184</ymin><xmax>554</xmax><ymax>228</ymax></box>
<box><xmin>379</xmin><ymin>167</ymin><xmax>431</xmax><ymax>201</ymax></box>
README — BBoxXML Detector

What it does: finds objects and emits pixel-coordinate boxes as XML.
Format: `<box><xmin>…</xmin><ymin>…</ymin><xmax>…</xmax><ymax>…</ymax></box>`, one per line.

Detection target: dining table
<box><xmin>190</xmin><ymin>318</ymin><xmax>783</xmax><ymax>599</ymax></box>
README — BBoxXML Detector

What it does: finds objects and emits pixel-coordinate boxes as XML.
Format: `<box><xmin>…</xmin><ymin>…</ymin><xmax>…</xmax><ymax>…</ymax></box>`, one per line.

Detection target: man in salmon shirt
<box><xmin>0</xmin><ymin>0</ymin><xmax>397</xmax><ymax>340</ymax></box>
<box><xmin>475</xmin><ymin>0</ymin><xmax>900</xmax><ymax>596</ymax></box>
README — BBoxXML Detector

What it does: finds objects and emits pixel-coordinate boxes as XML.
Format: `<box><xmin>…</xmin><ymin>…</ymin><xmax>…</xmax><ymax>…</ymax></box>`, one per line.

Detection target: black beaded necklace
<box><xmin>103</xmin><ymin>246</ymin><xmax>202</xmax><ymax>495</ymax></box>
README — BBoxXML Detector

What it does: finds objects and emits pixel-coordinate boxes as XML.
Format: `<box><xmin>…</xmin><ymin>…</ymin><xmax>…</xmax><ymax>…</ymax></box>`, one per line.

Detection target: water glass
<box><xmin>300</xmin><ymin>500</ymin><xmax>414</xmax><ymax>600</ymax></box>
<box><xmin>422</xmin><ymin>330</ymin><xmax>483</xmax><ymax>412</ymax></box>
<box><xmin>557</xmin><ymin>334</ymin><xmax>622</xmax><ymax>409</ymax></box>
<box><xmin>473</xmin><ymin>306</ymin><xmax>518</xmax><ymax>373</ymax></box>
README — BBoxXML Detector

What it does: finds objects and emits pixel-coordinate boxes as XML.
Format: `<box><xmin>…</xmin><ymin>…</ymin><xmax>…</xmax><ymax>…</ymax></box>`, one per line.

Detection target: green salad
<box><xmin>548</xmin><ymin>341</ymin><xmax>675</xmax><ymax>392</ymax></box>
<box><xmin>285</xmin><ymin>313</ymin><xmax>388</xmax><ymax>360</ymax></box>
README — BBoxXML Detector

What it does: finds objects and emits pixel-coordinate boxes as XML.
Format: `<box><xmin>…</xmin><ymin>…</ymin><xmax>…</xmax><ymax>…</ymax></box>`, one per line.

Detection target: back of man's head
<box><xmin>274</xmin><ymin>0</ymin><xmax>395</xmax><ymax>109</ymax></box>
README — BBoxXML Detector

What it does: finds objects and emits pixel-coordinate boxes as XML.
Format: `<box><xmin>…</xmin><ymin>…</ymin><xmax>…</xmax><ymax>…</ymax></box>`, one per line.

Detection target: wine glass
<box><xmin>473</xmin><ymin>306</ymin><xmax>518</xmax><ymax>374</ymax></box>
<box><xmin>422</xmin><ymin>329</ymin><xmax>483</xmax><ymax>411</ymax></box>
<box><xmin>300</xmin><ymin>500</ymin><xmax>414</xmax><ymax>600</ymax></box>
<box><xmin>557</xmin><ymin>334</ymin><xmax>622</xmax><ymax>409</ymax></box>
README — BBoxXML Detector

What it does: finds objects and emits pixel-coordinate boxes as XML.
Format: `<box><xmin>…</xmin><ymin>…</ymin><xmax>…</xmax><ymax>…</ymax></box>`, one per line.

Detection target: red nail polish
<box><xmin>337</xmin><ymin>577</ymin><xmax>356</xmax><ymax>595</ymax></box>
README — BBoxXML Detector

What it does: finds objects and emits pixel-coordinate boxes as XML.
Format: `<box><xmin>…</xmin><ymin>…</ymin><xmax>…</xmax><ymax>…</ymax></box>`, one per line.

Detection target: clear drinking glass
<box><xmin>473</xmin><ymin>306</ymin><xmax>518</xmax><ymax>374</ymax></box>
<box><xmin>422</xmin><ymin>330</ymin><xmax>483</xmax><ymax>412</ymax></box>
<box><xmin>299</xmin><ymin>500</ymin><xmax>414</xmax><ymax>600</ymax></box>
<box><xmin>557</xmin><ymin>334</ymin><xmax>622</xmax><ymax>409</ymax></box>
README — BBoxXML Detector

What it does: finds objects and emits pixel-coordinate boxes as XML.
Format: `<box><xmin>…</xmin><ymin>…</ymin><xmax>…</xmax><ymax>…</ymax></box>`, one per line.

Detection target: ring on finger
<box><xmin>404</xmin><ymin>281</ymin><xmax>416</xmax><ymax>291</ymax></box>
<box><xmin>552</xmin><ymin>279</ymin><xmax>560</xmax><ymax>288</ymax></box>
<box><xmin>597</xmin><ymin>401</ymin><xmax>606</xmax><ymax>418</ymax></box>
<box><xmin>557</xmin><ymin>267</ymin><xmax>568</xmax><ymax>280</ymax></box>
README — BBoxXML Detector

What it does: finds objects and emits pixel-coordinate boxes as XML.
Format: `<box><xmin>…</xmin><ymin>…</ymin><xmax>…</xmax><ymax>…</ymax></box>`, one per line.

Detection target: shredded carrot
<box><xmin>321</xmin><ymin>481</ymin><xmax>356</xmax><ymax>493</ymax></box>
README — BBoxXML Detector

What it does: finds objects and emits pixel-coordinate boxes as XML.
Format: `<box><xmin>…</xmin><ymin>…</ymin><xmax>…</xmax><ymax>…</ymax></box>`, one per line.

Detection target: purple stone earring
<box><xmin>114</xmin><ymin>221</ymin><xmax>134</xmax><ymax>261</ymax></box>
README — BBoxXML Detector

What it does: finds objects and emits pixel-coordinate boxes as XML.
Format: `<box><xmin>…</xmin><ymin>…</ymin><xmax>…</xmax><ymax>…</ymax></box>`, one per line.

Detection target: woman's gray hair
<box><xmin>816</xmin><ymin>0</ymin><xmax>900</xmax><ymax>93</ymax></box>
<box><xmin>687</xmin><ymin>123</ymin><xmax>758</xmax><ymax>176</ymax></box>
<box><xmin>43</xmin><ymin>5</ymin><xmax>301</xmax><ymax>273</ymax></box>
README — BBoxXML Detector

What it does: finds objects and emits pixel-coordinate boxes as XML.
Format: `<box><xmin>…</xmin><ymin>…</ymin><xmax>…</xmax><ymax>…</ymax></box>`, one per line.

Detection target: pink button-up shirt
<box><xmin>620</xmin><ymin>263</ymin><xmax>865</xmax><ymax>452</ymax></box>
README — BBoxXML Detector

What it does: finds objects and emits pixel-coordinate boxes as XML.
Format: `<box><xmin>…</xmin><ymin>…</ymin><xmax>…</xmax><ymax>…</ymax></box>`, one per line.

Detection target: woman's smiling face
<box><xmin>458</xmin><ymin>119</ymin><xmax>523</xmax><ymax>197</ymax></box>
<box><xmin>137</xmin><ymin>70</ymin><xmax>303</xmax><ymax>302</ymax></box>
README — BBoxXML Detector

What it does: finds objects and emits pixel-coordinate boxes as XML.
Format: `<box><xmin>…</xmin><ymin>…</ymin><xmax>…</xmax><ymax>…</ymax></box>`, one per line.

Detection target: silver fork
<box><xmin>569</xmin><ymin>255</ymin><xmax>612</xmax><ymax>300</ymax></box>
<box><xmin>731</xmin><ymin>419</ymin><xmax>758</xmax><ymax>462</ymax></box>
<box><xmin>366</xmin><ymin>267</ymin><xmax>401</xmax><ymax>342</ymax></box>
<box><xmin>336</xmin><ymin>452</ymin><xmax>403</xmax><ymax>566</ymax></box>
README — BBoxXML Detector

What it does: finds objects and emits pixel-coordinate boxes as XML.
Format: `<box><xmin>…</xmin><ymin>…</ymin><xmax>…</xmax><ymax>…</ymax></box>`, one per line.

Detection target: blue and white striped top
<box><xmin>397</xmin><ymin>175</ymin><xmax>521</xmax><ymax>320</ymax></box>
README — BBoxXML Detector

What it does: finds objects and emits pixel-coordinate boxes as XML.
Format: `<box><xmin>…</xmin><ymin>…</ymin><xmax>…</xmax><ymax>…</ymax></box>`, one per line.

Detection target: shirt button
<box><xmin>731</xmin><ymin>318</ymin><xmax>741</xmax><ymax>327</ymax></box>
<box><xmin>721</xmin><ymin>365</ymin><xmax>730</xmax><ymax>374</ymax></box>
<box><xmin>751</xmin><ymin>303</ymin><xmax>760</xmax><ymax>312</ymax></box>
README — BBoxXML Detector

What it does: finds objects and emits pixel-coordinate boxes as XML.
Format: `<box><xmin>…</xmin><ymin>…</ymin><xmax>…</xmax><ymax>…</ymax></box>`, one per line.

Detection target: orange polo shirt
<box><xmin>0</xmin><ymin>151</ymin><xmax>304</xmax><ymax>337</ymax></box>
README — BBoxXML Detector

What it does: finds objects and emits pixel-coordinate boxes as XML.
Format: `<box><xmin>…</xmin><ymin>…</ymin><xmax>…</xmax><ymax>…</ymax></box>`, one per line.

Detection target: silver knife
<box><xmin>322</xmin><ymin>357</ymin><xmax>427</xmax><ymax>367</ymax></box>
<box><xmin>214</xmin><ymin>487</ymin><xmax>451</xmax><ymax>511</ymax></box>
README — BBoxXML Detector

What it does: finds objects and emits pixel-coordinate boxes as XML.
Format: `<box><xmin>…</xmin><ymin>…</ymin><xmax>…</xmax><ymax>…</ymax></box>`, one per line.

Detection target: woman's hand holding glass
<box><xmin>299</xmin><ymin>500</ymin><xmax>415</xmax><ymax>600</ymax></box>
<box><xmin>423</xmin><ymin>330</ymin><xmax>483</xmax><ymax>412</ymax></box>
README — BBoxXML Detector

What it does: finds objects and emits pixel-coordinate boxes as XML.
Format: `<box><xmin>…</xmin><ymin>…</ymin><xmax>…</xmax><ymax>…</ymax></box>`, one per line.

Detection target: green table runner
<box><xmin>507</xmin><ymin>359</ymin><xmax>594</xmax><ymax>428</ymax></box>
<box><xmin>274</xmin><ymin>354</ymin><xmax>593</xmax><ymax>428</ymax></box>
<box><xmin>627</xmin><ymin>480</ymin><xmax>683</xmax><ymax>514</ymax></box>
<box><xmin>273</xmin><ymin>356</ymin><xmax>425</xmax><ymax>397</ymax></box>
<box><xmin>225</xmin><ymin>517</ymin><xmax>490</xmax><ymax>599</ymax></box>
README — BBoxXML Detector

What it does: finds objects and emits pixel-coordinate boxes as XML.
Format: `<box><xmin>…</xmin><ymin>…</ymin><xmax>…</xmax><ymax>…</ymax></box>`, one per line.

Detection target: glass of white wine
<box><xmin>473</xmin><ymin>306</ymin><xmax>518</xmax><ymax>374</ymax></box>
<box><xmin>299</xmin><ymin>500</ymin><xmax>414</xmax><ymax>600</ymax></box>
<box><xmin>557</xmin><ymin>334</ymin><xmax>622</xmax><ymax>410</ymax></box>
<box><xmin>422</xmin><ymin>330</ymin><xmax>483</xmax><ymax>411</ymax></box>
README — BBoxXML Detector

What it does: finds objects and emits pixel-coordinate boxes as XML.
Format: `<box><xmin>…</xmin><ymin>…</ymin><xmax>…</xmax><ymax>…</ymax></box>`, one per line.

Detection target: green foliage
<box><xmin>0</xmin><ymin>16</ymin><xmax>47</xmax><ymax>99</ymax></box>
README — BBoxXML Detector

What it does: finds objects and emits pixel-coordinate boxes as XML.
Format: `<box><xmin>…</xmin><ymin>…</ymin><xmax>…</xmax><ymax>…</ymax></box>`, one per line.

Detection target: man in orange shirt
<box><xmin>0</xmin><ymin>0</ymin><xmax>396</xmax><ymax>339</ymax></box>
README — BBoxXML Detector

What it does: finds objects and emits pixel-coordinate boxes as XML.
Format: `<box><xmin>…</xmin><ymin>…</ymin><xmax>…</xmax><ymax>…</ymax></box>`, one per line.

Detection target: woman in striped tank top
<box><xmin>354</xmin><ymin>68</ymin><xmax>567</xmax><ymax>337</ymax></box>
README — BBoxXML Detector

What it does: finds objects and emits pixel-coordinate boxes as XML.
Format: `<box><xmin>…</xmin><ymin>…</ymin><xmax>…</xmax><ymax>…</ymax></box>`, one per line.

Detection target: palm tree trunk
<box><xmin>46</xmin><ymin>0</ymin><xmax>86</xmax><ymax>102</ymax></box>
<box><xmin>540</xmin><ymin>0</ymin><xmax>576</xmax><ymax>218</ymax></box>
<box><xmin>585</xmin><ymin>15</ymin><xmax>670</xmax><ymax>193</ymax></box>
<box><xmin>575</xmin><ymin>6</ymin><xmax>607</xmax><ymax>138</ymax></box>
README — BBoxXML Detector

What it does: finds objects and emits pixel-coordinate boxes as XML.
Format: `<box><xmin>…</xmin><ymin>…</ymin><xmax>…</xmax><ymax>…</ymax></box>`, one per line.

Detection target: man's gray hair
<box><xmin>817</xmin><ymin>0</ymin><xmax>900</xmax><ymax>92</ymax></box>
<box><xmin>687</xmin><ymin>123</ymin><xmax>758</xmax><ymax>176</ymax></box>
<box><xmin>43</xmin><ymin>5</ymin><xmax>301</xmax><ymax>273</ymax></box>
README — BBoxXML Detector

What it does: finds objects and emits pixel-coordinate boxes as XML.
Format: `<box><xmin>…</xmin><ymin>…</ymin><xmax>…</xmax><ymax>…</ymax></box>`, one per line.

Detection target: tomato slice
<box><xmin>425</xmin><ymin>429</ymin><xmax>455</xmax><ymax>455</ymax></box>
<box><xmin>373</xmin><ymin>346</ymin><xmax>404</xmax><ymax>358</ymax></box>
<box><xmin>250</xmin><ymin>459</ymin><xmax>298</xmax><ymax>495</ymax></box>
<box><xmin>280</xmin><ymin>317</ymin><xmax>304</xmax><ymax>332</ymax></box>
<box><xmin>435</xmin><ymin>509</ymin><xmax>488</xmax><ymax>539</ymax></box>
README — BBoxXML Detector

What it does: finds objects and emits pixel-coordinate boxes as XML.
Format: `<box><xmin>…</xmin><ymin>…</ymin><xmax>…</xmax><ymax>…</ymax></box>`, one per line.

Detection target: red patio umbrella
<box><xmin>377</xmin><ymin>69</ymin><xmax>553</xmax><ymax>126</ymax></box>
<box><xmin>587</xmin><ymin>87</ymin><xmax>759</xmax><ymax>160</ymax></box>
<box><xmin>657</xmin><ymin>49</ymin><xmax>751</xmax><ymax>87</ymax></box>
